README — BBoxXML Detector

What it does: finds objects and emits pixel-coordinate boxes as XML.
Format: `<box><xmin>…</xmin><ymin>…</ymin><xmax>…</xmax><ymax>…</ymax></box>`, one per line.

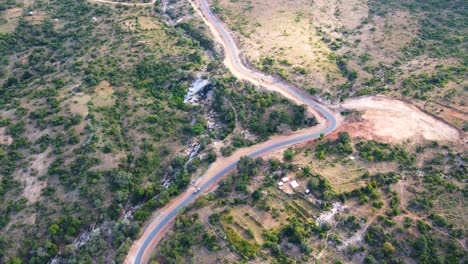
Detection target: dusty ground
<box><xmin>93</xmin><ymin>81</ymin><xmax>116</xmax><ymax>107</ymax></box>
<box><xmin>87</xmin><ymin>0</ymin><xmax>155</xmax><ymax>6</ymax></box>
<box><xmin>0</xmin><ymin>127</ymin><xmax>13</xmax><ymax>146</ymax></box>
<box><xmin>14</xmin><ymin>148</ymin><xmax>52</xmax><ymax>203</ymax></box>
<box><xmin>137</xmin><ymin>16</ymin><xmax>162</xmax><ymax>30</ymax></box>
<box><xmin>339</xmin><ymin>96</ymin><xmax>462</xmax><ymax>143</ymax></box>
<box><xmin>0</xmin><ymin>8</ymin><xmax>22</xmax><ymax>33</ymax></box>
<box><xmin>425</xmin><ymin>99</ymin><xmax>468</xmax><ymax>130</ymax></box>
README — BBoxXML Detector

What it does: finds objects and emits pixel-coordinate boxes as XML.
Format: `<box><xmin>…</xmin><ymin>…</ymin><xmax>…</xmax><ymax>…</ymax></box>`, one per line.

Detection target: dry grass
<box><xmin>425</xmin><ymin>99</ymin><xmax>468</xmax><ymax>130</ymax></box>
<box><xmin>69</xmin><ymin>93</ymin><xmax>91</xmax><ymax>116</ymax></box>
<box><xmin>214</xmin><ymin>0</ymin><xmax>347</xmax><ymax>92</ymax></box>
<box><xmin>14</xmin><ymin>148</ymin><xmax>53</xmax><ymax>203</ymax></box>
<box><xmin>231</xmin><ymin>205</ymin><xmax>273</xmax><ymax>243</ymax></box>
<box><xmin>137</xmin><ymin>16</ymin><xmax>162</xmax><ymax>30</ymax></box>
<box><xmin>0</xmin><ymin>127</ymin><xmax>13</xmax><ymax>146</ymax></box>
<box><xmin>24</xmin><ymin>11</ymin><xmax>47</xmax><ymax>25</ymax></box>
<box><xmin>92</xmin><ymin>81</ymin><xmax>115</xmax><ymax>107</ymax></box>
<box><xmin>0</xmin><ymin>8</ymin><xmax>22</xmax><ymax>33</ymax></box>
<box><xmin>313</xmin><ymin>162</ymin><xmax>368</xmax><ymax>193</ymax></box>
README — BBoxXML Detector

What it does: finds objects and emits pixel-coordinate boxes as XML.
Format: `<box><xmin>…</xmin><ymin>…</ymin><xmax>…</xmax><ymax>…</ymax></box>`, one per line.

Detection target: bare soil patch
<box><xmin>0</xmin><ymin>127</ymin><xmax>13</xmax><ymax>146</ymax></box>
<box><xmin>0</xmin><ymin>8</ymin><xmax>22</xmax><ymax>33</ymax></box>
<box><xmin>339</xmin><ymin>96</ymin><xmax>461</xmax><ymax>143</ymax></box>
<box><xmin>69</xmin><ymin>93</ymin><xmax>91</xmax><ymax>116</ymax></box>
<box><xmin>137</xmin><ymin>16</ymin><xmax>162</xmax><ymax>30</ymax></box>
<box><xmin>14</xmin><ymin>149</ymin><xmax>52</xmax><ymax>203</ymax></box>
<box><xmin>92</xmin><ymin>81</ymin><xmax>115</xmax><ymax>107</ymax></box>
<box><xmin>425</xmin><ymin>100</ymin><xmax>468</xmax><ymax>130</ymax></box>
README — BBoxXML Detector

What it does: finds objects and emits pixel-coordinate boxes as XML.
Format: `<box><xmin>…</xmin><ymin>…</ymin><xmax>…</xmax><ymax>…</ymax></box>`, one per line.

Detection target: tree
<box><xmin>364</xmin><ymin>255</ymin><xmax>377</xmax><ymax>264</ymax></box>
<box><xmin>413</xmin><ymin>235</ymin><xmax>428</xmax><ymax>258</ymax></box>
<box><xmin>48</xmin><ymin>224</ymin><xmax>60</xmax><ymax>235</ymax></box>
<box><xmin>307</xmin><ymin>177</ymin><xmax>320</xmax><ymax>190</ymax></box>
<box><xmin>283</xmin><ymin>148</ymin><xmax>294</xmax><ymax>161</ymax></box>
<box><xmin>383</xmin><ymin>241</ymin><xmax>396</xmax><ymax>255</ymax></box>
<box><xmin>252</xmin><ymin>189</ymin><xmax>262</xmax><ymax>201</ymax></box>
<box><xmin>302</xmin><ymin>166</ymin><xmax>312</xmax><ymax>177</ymax></box>
<box><xmin>192</xmin><ymin>122</ymin><xmax>205</xmax><ymax>135</ymax></box>
<box><xmin>338</xmin><ymin>132</ymin><xmax>351</xmax><ymax>144</ymax></box>
<box><xmin>113</xmin><ymin>171</ymin><xmax>133</xmax><ymax>189</ymax></box>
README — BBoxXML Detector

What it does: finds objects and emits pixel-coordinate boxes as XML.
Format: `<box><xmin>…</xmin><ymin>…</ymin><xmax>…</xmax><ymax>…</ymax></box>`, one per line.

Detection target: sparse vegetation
<box><xmin>0</xmin><ymin>0</ymin><xmax>466</xmax><ymax>263</ymax></box>
<box><xmin>154</xmin><ymin>136</ymin><xmax>466</xmax><ymax>263</ymax></box>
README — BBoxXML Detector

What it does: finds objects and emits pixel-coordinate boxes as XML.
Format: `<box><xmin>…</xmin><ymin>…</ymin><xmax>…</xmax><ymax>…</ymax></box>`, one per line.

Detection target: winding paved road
<box><xmin>123</xmin><ymin>0</ymin><xmax>340</xmax><ymax>263</ymax></box>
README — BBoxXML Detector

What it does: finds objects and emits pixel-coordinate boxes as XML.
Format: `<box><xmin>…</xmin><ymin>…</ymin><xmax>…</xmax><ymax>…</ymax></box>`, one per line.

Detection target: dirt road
<box><xmin>123</xmin><ymin>0</ymin><xmax>340</xmax><ymax>263</ymax></box>
<box><xmin>88</xmin><ymin>0</ymin><xmax>155</xmax><ymax>6</ymax></box>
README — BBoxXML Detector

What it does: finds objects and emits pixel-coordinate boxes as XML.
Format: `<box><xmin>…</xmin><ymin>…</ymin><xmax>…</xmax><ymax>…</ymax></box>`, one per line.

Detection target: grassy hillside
<box><xmin>0</xmin><ymin>0</ymin><xmax>318</xmax><ymax>263</ymax></box>
<box><xmin>210</xmin><ymin>0</ymin><xmax>467</xmax><ymax>129</ymax></box>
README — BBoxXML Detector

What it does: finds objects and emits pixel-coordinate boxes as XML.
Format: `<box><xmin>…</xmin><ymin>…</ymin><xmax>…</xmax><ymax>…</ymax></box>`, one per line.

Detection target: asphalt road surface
<box><xmin>127</xmin><ymin>0</ymin><xmax>339</xmax><ymax>263</ymax></box>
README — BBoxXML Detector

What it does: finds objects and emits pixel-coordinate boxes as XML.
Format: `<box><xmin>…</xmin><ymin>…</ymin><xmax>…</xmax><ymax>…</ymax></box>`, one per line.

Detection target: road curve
<box><xmin>125</xmin><ymin>0</ymin><xmax>340</xmax><ymax>263</ymax></box>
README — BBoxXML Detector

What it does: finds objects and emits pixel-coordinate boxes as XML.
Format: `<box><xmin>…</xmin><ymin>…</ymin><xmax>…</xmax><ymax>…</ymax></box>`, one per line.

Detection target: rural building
<box><xmin>290</xmin><ymin>180</ymin><xmax>299</xmax><ymax>189</ymax></box>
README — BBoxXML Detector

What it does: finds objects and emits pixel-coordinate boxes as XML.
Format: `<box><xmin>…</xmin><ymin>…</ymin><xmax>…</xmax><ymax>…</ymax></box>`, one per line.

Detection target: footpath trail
<box><xmin>78</xmin><ymin>0</ymin><xmax>340</xmax><ymax>262</ymax></box>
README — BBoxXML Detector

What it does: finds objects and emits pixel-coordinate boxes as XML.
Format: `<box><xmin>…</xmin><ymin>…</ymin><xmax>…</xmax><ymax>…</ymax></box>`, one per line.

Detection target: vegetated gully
<box><xmin>125</xmin><ymin>0</ymin><xmax>339</xmax><ymax>263</ymax></box>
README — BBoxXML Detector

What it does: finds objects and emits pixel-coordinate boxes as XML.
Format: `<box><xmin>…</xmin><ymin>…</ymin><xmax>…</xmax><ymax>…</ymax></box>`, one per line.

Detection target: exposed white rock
<box><xmin>184</xmin><ymin>79</ymin><xmax>210</xmax><ymax>105</ymax></box>
<box><xmin>316</xmin><ymin>202</ymin><xmax>346</xmax><ymax>226</ymax></box>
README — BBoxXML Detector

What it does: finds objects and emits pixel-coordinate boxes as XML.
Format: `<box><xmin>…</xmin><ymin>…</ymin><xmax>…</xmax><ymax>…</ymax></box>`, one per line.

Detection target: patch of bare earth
<box><xmin>0</xmin><ymin>8</ymin><xmax>22</xmax><ymax>33</ymax></box>
<box><xmin>92</xmin><ymin>81</ymin><xmax>115</xmax><ymax>107</ymax></box>
<box><xmin>425</xmin><ymin>99</ymin><xmax>468</xmax><ymax>130</ymax></box>
<box><xmin>339</xmin><ymin>96</ymin><xmax>461</xmax><ymax>143</ymax></box>
<box><xmin>0</xmin><ymin>127</ymin><xmax>13</xmax><ymax>145</ymax></box>
<box><xmin>14</xmin><ymin>148</ymin><xmax>53</xmax><ymax>203</ymax></box>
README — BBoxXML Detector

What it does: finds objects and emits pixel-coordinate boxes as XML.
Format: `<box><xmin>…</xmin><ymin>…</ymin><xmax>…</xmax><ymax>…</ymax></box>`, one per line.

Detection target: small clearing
<box><xmin>340</xmin><ymin>96</ymin><xmax>461</xmax><ymax>143</ymax></box>
<box><xmin>0</xmin><ymin>8</ymin><xmax>22</xmax><ymax>33</ymax></box>
<box><xmin>316</xmin><ymin>202</ymin><xmax>345</xmax><ymax>226</ymax></box>
<box><xmin>138</xmin><ymin>16</ymin><xmax>162</xmax><ymax>30</ymax></box>
<box><xmin>69</xmin><ymin>93</ymin><xmax>91</xmax><ymax>116</ymax></box>
<box><xmin>15</xmin><ymin>148</ymin><xmax>52</xmax><ymax>203</ymax></box>
<box><xmin>93</xmin><ymin>81</ymin><xmax>115</xmax><ymax>107</ymax></box>
<box><xmin>0</xmin><ymin>127</ymin><xmax>13</xmax><ymax>146</ymax></box>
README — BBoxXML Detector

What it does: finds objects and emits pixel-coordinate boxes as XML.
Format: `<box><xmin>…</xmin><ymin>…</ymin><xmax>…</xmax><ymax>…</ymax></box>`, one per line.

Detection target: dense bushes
<box><xmin>176</xmin><ymin>22</ymin><xmax>214</xmax><ymax>51</ymax></box>
<box><xmin>157</xmin><ymin>214</ymin><xmax>206</xmax><ymax>263</ymax></box>
<box><xmin>356</xmin><ymin>140</ymin><xmax>414</xmax><ymax>164</ymax></box>
<box><xmin>315</xmin><ymin>132</ymin><xmax>352</xmax><ymax>159</ymax></box>
<box><xmin>211</xmin><ymin>78</ymin><xmax>316</xmax><ymax>139</ymax></box>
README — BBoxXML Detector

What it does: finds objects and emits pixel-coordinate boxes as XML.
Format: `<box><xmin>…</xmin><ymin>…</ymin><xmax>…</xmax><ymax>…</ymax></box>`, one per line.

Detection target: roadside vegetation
<box><xmin>153</xmin><ymin>133</ymin><xmax>466</xmax><ymax>263</ymax></box>
<box><xmin>212</xmin><ymin>0</ymin><xmax>467</xmax><ymax>130</ymax></box>
<box><xmin>0</xmin><ymin>0</ymin><xmax>318</xmax><ymax>263</ymax></box>
<box><xmin>0</xmin><ymin>0</ymin><xmax>465</xmax><ymax>263</ymax></box>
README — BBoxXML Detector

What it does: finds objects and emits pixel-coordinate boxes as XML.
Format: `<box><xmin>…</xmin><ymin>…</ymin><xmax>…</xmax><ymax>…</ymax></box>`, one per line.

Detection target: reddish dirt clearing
<box><xmin>338</xmin><ymin>96</ymin><xmax>462</xmax><ymax>143</ymax></box>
